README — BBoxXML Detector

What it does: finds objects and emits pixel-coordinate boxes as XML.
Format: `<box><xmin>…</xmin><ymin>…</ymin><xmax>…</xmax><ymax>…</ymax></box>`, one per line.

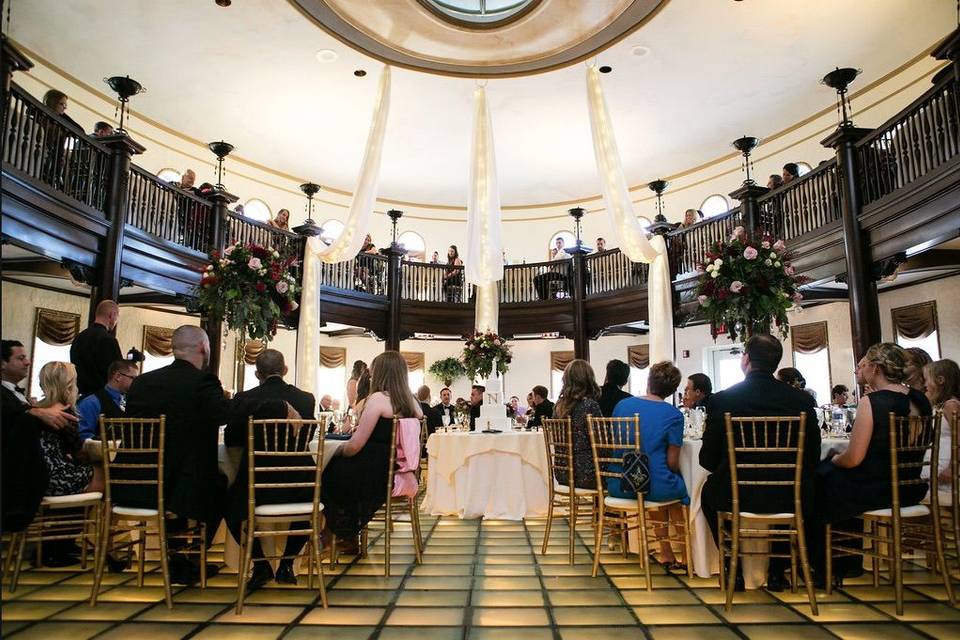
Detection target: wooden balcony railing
<box><xmin>3</xmin><ymin>84</ymin><xmax>110</xmax><ymax>212</ymax></box>
<box><xmin>317</xmin><ymin>252</ymin><xmax>389</xmax><ymax>296</ymax></box>
<box><xmin>758</xmin><ymin>159</ymin><xmax>841</xmax><ymax>241</ymax></box>
<box><xmin>583</xmin><ymin>249</ymin><xmax>649</xmax><ymax>296</ymax></box>
<box><xmin>126</xmin><ymin>165</ymin><xmax>213</xmax><ymax>252</ymax></box>
<box><xmin>667</xmin><ymin>208</ymin><xmax>744</xmax><ymax>276</ymax></box>
<box><xmin>400</xmin><ymin>261</ymin><xmax>472</xmax><ymax>303</ymax></box>
<box><xmin>500</xmin><ymin>259</ymin><xmax>571</xmax><ymax>303</ymax></box>
<box><xmin>857</xmin><ymin>73</ymin><xmax>960</xmax><ymax>207</ymax></box>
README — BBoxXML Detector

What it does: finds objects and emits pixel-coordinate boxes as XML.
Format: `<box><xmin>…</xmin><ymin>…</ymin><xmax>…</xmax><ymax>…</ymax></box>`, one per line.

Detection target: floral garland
<box><xmin>197</xmin><ymin>242</ymin><xmax>300</xmax><ymax>341</ymax></box>
<box><xmin>461</xmin><ymin>330</ymin><xmax>512</xmax><ymax>381</ymax></box>
<box><xmin>695</xmin><ymin>226</ymin><xmax>808</xmax><ymax>342</ymax></box>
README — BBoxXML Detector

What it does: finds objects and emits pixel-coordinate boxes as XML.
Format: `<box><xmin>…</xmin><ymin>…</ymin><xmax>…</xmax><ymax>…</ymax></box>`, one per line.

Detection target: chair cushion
<box><xmin>41</xmin><ymin>492</ymin><xmax>102</xmax><ymax>506</ymax></box>
<box><xmin>740</xmin><ymin>512</ymin><xmax>794</xmax><ymax>519</ymax></box>
<box><xmin>555</xmin><ymin>483</ymin><xmax>598</xmax><ymax>496</ymax></box>
<box><xmin>112</xmin><ymin>505</ymin><xmax>159</xmax><ymax>517</ymax></box>
<box><xmin>254</xmin><ymin>502</ymin><xmax>323</xmax><ymax>516</ymax></box>
<box><xmin>863</xmin><ymin>504</ymin><xmax>930</xmax><ymax>518</ymax></box>
<box><xmin>604</xmin><ymin>495</ymin><xmax>680</xmax><ymax>510</ymax></box>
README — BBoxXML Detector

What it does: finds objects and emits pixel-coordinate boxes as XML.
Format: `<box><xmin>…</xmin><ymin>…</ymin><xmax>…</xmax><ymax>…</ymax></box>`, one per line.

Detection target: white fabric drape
<box><xmin>465</xmin><ymin>84</ymin><xmax>503</xmax><ymax>333</ymax></box>
<box><xmin>585</xmin><ymin>65</ymin><xmax>674</xmax><ymax>365</ymax></box>
<box><xmin>296</xmin><ymin>65</ymin><xmax>392</xmax><ymax>394</ymax></box>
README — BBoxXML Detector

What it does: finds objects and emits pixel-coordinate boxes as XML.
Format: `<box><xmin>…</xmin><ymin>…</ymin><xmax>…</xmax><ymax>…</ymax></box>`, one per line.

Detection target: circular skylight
<box><xmin>420</xmin><ymin>0</ymin><xmax>539</xmax><ymax>28</ymax></box>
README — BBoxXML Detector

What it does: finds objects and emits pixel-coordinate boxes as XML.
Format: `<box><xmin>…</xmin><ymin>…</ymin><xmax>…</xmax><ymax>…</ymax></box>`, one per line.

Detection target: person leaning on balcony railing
<box><xmin>782</xmin><ymin>162</ymin><xmax>801</xmax><ymax>185</ymax></box>
<box><xmin>91</xmin><ymin>121</ymin><xmax>114</xmax><ymax>138</ymax></box>
<box><xmin>40</xmin><ymin>89</ymin><xmax>83</xmax><ymax>187</ymax></box>
<box><xmin>267</xmin><ymin>208</ymin><xmax>290</xmax><ymax>232</ymax></box>
<box><xmin>767</xmin><ymin>174</ymin><xmax>784</xmax><ymax>190</ymax></box>
<box><xmin>443</xmin><ymin>244</ymin><xmax>464</xmax><ymax>302</ymax></box>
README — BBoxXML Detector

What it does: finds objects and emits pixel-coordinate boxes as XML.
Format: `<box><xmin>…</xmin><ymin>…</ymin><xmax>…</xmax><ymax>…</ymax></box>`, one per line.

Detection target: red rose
<box><xmin>255</xmin><ymin>282</ymin><xmax>266</xmax><ymax>293</ymax></box>
<box><xmin>717</xmin><ymin>288</ymin><xmax>729</xmax><ymax>301</ymax></box>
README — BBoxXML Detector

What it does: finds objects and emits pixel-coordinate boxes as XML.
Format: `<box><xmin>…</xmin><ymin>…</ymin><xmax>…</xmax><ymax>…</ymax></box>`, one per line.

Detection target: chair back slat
<box><xmin>98</xmin><ymin>416</ymin><xmax>166</xmax><ymax>511</ymax></box>
<box><xmin>724</xmin><ymin>413</ymin><xmax>806</xmax><ymax>512</ymax></box>
<box><xmin>542</xmin><ymin>418</ymin><xmax>573</xmax><ymax>488</ymax></box>
<box><xmin>246</xmin><ymin>418</ymin><xmax>324</xmax><ymax>521</ymax></box>
<box><xmin>586</xmin><ymin>415</ymin><xmax>641</xmax><ymax>496</ymax></box>
<box><xmin>888</xmin><ymin>411</ymin><xmax>941</xmax><ymax>511</ymax></box>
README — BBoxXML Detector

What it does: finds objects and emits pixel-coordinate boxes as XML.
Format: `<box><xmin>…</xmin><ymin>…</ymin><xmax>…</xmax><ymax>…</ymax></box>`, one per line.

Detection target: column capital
<box><xmin>97</xmin><ymin>133</ymin><xmax>146</xmax><ymax>155</ymax></box>
<box><xmin>728</xmin><ymin>183</ymin><xmax>769</xmax><ymax>202</ymax></box>
<box><xmin>820</xmin><ymin>125</ymin><xmax>873</xmax><ymax>149</ymax></box>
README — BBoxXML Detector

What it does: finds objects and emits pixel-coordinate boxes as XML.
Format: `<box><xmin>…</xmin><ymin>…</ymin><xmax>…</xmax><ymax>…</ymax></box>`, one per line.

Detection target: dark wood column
<box><xmin>384</xmin><ymin>244</ymin><xmax>406</xmax><ymax>351</ymax></box>
<box><xmin>729</xmin><ymin>183</ymin><xmax>769</xmax><ymax>233</ymax></box>
<box><xmin>822</xmin><ymin>125</ymin><xmax>878</xmax><ymax>363</ymax></box>
<box><xmin>96</xmin><ymin>135</ymin><xmax>145</xmax><ymax>309</ymax></box>
<box><xmin>203</xmin><ymin>190</ymin><xmax>238</xmax><ymax>376</ymax></box>
<box><xmin>570</xmin><ymin>246</ymin><xmax>590</xmax><ymax>360</ymax></box>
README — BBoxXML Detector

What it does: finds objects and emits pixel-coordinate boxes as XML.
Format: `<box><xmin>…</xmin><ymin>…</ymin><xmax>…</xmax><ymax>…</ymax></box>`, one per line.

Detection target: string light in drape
<box><xmin>297</xmin><ymin>66</ymin><xmax>392</xmax><ymax>396</ymax></box>
<box><xmin>585</xmin><ymin>64</ymin><xmax>674</xmax><ymax>365</ymax></box>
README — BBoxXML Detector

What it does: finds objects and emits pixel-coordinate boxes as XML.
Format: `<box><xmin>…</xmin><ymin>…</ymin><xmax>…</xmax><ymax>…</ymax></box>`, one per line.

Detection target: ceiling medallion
<box><xmin>289</xmin><ymin>0</ymin><xmax>668</xmax><ymax>78</ymax></box>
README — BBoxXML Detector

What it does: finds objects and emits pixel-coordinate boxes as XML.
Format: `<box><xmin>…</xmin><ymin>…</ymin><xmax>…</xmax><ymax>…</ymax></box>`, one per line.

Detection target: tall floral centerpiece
<box><xmin>695</xmin><ymin>226</ymin><xmax>808</xmax><ymax>341</ymax></box>
<box><xmin>462</xmin><ymin>330</ymin><xmax>512</xmax><ymax>381</ymax></box>
<box><xmin>197</xmin><ymin>242</ymin><xmax>300</xmax><ymax>341</ymax></box>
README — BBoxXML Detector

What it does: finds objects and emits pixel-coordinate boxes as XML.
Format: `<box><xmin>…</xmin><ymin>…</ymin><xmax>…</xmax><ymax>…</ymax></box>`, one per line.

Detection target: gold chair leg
<box><xmin>90</xmin><ymin>513</ymin><xmax>113</xmax><ymax>606</ymax></box>
<box><xmin>136</xmin><ymin>522</ymin><xmax>146</xmax><ymax>588</ymax></box>
<box><xmin>235</xmin><ymin>522</ymin><xmax>255</xmax><ymax>615</ymax></box>
<box><xmin>157</xmin><ymin>517</ymin><xmax>173</xmax><ymax>610</ymax></box>
<box><xmin>568</xmin><ymin>495</ymin><xmax>578</xmax><ymax>566</ymax></box>
<box><xmin>825</xmin><ymin>523</ymin><xmax>833</xmax><ymax>596</ymax></box>
<box><xmin>871</xmin><ymin>519</ymin><xmax>880</xmax><ymax>588</ymax></box>
<box><xmin>790</xmin><ymin>533</ymin><xmax>799</xmax><ymax>594</ymax></box>
<box><xmin>199</xmin><ymin>522</ymin><xmax>207</xmax><ymax>589</ymax></box>
<box><xmin>637</xmin><ymin>509</ymin><xmax>652</xmax><ymax>592</ymax></box>
<box><xmin>314</xmin><ymin>526</ymin><xmax>328</xmax><ymax>608</ymax></box>
<box><xmin>796</xmin><ymin>519</ymin><xmax>818</xmax><ymax>616</ymax></box>
<box><xmin>725</xmin><ymin>523</ymin><xmax>739</xmax><ymax>612</ymax></box>
<box><xmin>591</xmin><ymin>510</ymin><xmax>605</xmax><ymax>578</ymax></box>
<box><xmin>891</xmin><ymin>517</ymin><xmax>904</xmax><ymax>616</ymax></box>
<box><xmin>932</xmin><ymin>502</ymin><xmax>956</xmax><ymax>605</ymax></box>
<box><xmin>411</xmin><ymin>502</ymin><xmax>424</xmax><ymax>565</ymax></box>
<box><xmin>384</xmin><ymin>498</ymin><xmax>392</xmax><ymax>578</ymax></box>
<box><xmin>1</xmin><ymin>533</ymin><xmax>17</xmax><ymax>589</ymax></box>
<box><xmin>9</xmin><ymin>530</ymin><xmax>27</xmax><ymax>592</ymax></box>
<box><xmin>541</xmin><ymin>491</ymin><xmax>555</xmax><ymax>556</ymax></box>
<box><xmin>718</xmin><ymin>515</ymin><xmax>727</xmax><ymax>592</ymax></box>
<box><xmin>360</xmin><ymin>526</ymin><xmax>369</xmax><ymax>559</ymax></box>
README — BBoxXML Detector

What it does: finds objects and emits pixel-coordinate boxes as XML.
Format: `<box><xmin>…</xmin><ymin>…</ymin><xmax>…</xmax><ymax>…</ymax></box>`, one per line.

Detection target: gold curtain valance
<box><xmin>243</xmin><ymin>339</ymin><xmax>266</xmax><ymax>365</ymax></box>
<box><xmin>142</xmin><ymin>325</ymin><xmax>174</xmax><ymax>357</ymax></box>
<box><xmin>401</xmin><ymin>351</ymin><xmax>425</xmax><ymax>372</ymax></box>
<box><xmin>320</xmin><ymin>346</ymin><xmax>346</xmax><ymax>369</ymax></box>
<box><xmin>791</xmin><ymin>321</ymin><xmax>829</xmax><ymax>354</ymax></box>
<box><xmin>628</xmin><ymin>344</ymin><xmax>650</xmax><ymax>370</ymax></box>
<box><xmin>891</xmin><ymin>301</ymin><xmax>938</xmax><ymax>340</ymax></box>
<box><xmin>35</xmin><ymin>308</ymin><xmax>80</xmax><ymax>346</ymax></box>
<box><xmin>550</xmin><ymin>350</ymin><xmax>575</xmax><ymax>373</ymax></box>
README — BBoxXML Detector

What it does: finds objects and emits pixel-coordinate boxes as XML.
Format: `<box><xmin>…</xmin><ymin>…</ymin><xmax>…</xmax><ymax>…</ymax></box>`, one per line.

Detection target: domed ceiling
<box><xmin>7</xmin><ymin>0</ymin><xmax>953</xmax><ymax>210</ymax></box>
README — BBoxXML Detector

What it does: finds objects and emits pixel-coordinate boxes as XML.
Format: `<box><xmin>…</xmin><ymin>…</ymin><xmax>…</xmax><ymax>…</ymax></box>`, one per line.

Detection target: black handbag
<box><xmin>619</xmin><ymin>449</ymin><xmax>650</xmax><ymax>496</ymax></box>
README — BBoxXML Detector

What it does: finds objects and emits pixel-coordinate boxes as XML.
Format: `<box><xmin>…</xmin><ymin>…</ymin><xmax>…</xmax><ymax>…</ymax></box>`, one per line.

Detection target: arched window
<box><xmin>397</xmin><ymin>231</ymin><xmax>426</xmax><ymax>260</ymax></box>
<box><xmin>319</xmin><ymin>219</ymin><xmax>345</xmax><ymax>246</ymax></box>
<box><xmin>243</xmin><ymin>198</ymin><xmax>271</xmax><ymax>223</ymax></box>
<box><xmin>796</xmin><ymin>162</ymin><xmax>813</xmax><ymax>176</ymax></box>
<box><xmin>700</xmin><ymin>194</ymin><xmax>729</xmax><ymax>218</ymax></box>
<box><xmin>157</xmin><ymin>168</ymin><xmax>181</xmax><ymax>184</ymax></box>
<box><xmin>547</xmin><ymin>230</ymin><xmax>576</xmax><ymax>260</ymax></box>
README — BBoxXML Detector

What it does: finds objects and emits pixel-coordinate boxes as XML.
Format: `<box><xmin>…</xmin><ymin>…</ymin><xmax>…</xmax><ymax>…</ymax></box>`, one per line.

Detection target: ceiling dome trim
<box><xmin>289</xmin><ymin>0</ymin><xmax>668</xmax><ymax>78</ymax></box>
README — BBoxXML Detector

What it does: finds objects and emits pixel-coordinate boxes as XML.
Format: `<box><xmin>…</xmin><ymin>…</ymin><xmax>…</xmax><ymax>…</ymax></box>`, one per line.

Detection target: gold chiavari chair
<box><xmin>826</xmin><ymin>411</ymin><xmax>954</xmax><ymax>615</ymax></box>
<box><xmin>235</xmin><ymin>417</ymin><xmax>327</xmax><ymax>614</ymax></box>
<box><xmin>586</xmin><ymin>415</ymin><xmax>692</xmax><ymax>590</ymax></box>
<box><xmin>541</xmin><ymin>417</ymin><xmax>598</xmax><ymax>565</ymax></box>
<box><xmin>3</xmin><ymin>490</ymin><xmax>102</xmax><ymax>591</ymax></box>
<box><xmin>89</xmin><ymin>416</ymin><xmax>208</xmax><ymax>609</ymax></box>
<box><xmin>939</xmin><ymin>411</ymin><xmax>960</xmax><ymax>588</ymax></box>
<box><xmin>716</xmin><ymin>413</ymin><xmax>817</xmax><ymax>614</ymax></box>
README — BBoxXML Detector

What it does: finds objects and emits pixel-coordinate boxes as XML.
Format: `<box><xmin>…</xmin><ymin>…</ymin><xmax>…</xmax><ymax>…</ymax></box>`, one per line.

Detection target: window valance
<box><xmin>142</xmin><ymin>326</ymin><xmax>174</xmax><ymax>357</ymax></box>
<box><xmin>35</xmin><ymin>308</ymin><xmax>80</xmax><ymax>346</ymax></box>
<box><xmin>243</xmin><ymin>340</ymin><xmax>266</xmax><ymax>365</ymax></box>
<box><xmin>791</xmin><ymin>321</ymin><xmax>829</xmax><ymax>354</ymax></box>
<box><xmin>401</xmin><ymin>352</ymin><xmax>425</xmax><ymax>372</ymax></box>
<box><xmin>320</xmin><ymin>346</ymin><xmax>346</xmax><ymax>369</ymax></box>
<box><xmin>628</xmin><ymin>344</ymin><xmax>650</xmax><ymax>370</ymax></box>
<box><xmin>550</xmin><ymin>351</ymin><xmax>575</xmax><ymax>373</ymax></box>
<box><xmin>891</xmin><ymin>301</ymin><xmax>938</xmax><ymax>340</ymax></box>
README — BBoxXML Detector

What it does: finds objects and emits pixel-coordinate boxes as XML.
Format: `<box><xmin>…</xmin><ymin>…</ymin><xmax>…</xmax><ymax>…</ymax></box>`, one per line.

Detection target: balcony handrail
<box><xmin>5</xmin><ymin>83</ymin><xmax>111</xmax><ymax>152</ymax></box>
<box><xmin>126</xmin><ymin>164</ymin><xmax>214</xmax><ymax>252</ymax></box>
<box><xmin>224</xmin><ymin>210</ymin><xmax>299</xmax><ymax>242</ymax></box>
<box><xmin>129</xmin><ymin>164</ymin><xmax>211</xmax><ymax>208</ymax></box>
<box><xmin>854</xmin><ymin>71</ymin><xmax>954</xmax><ymax>150</ymax></box>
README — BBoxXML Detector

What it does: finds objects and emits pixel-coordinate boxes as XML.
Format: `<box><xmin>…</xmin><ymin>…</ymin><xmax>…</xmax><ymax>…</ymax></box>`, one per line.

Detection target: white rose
<box><xmin>713</xmin><ymin>258</ymin><xmax>723</xmax><ymax>267</ymax></box>
<box><xmin>774</xmin><ymin>261</ymin><xmax>781</xmax><ymax>267</ymax></box>
<box><xmin>764</xmin><ymin>259</ymin><xmax>772</xmax><ymax>266</ymax></box>
<box><xmin>711</xmin><ymin>271</ymin><xmax>719</xmax><ymax>279</ymax></box>
<box><xmin>770</xmin><ymin>252</ymin><xmax>778</xmax><ymax>259</ymax></box>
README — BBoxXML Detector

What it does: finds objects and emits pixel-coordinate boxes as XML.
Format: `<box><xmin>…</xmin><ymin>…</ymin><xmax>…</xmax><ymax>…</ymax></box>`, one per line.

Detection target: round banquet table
<box><xmin>423</xmin><ymin>430</ymin><xmax>550</xmax><ymax>520</ymax></box>
<box><xmin>634</xmin><ymin>435</ymin><xmax>850</xmax><ymax>589</ymax></box>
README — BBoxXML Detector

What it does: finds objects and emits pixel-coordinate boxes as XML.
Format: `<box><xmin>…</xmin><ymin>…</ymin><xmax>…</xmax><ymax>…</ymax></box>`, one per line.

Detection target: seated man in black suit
<box><xmin>468</xmin><ymin>385</ymin><xmax>484</xmax><ymax>430</ymax></box>
<box><xmin>432</xmin><ymin>387</ymin><xmax>456</xmax><ymax>428</ymax></box>
<box><xmin>527</xmin><ymin>385</ymin><xmax>554</xmax><ymax>428</ymax></box>
<box><xmin>599</xmin><ymin>359</ymin><xmax>631</xmax><ymax>417</ymax></box>
<box><xmin>699</xmin><ymin>334</ymin><xmax>820</xmax><ymax>592</ymax></box>
<box><xmin>121</xmin><ymin>325</ymin><xmax>233</xmax><ymax>584</ymax></box>
<box><xmin>225</xmin><ymin>349</ymin><xmax>316</xmax><ymax>590</ymax></box>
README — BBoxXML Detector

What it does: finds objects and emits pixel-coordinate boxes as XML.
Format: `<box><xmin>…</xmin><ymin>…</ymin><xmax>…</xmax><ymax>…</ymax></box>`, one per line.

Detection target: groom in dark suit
<box><xmin>122</xmin><ymin>325</ymin><xmax>233</xmax><ymax>583</ymax></box>
<box><xmin>699</xmin><ymin>334</ymin><xmax>820</xmax><ymax>591</ymax></box>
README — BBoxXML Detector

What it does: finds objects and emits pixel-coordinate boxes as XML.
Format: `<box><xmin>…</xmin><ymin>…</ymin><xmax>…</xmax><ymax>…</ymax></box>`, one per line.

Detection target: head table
<box><xmin>423</xmin><ymin>430</ymin><xmax>550</xmax><ymax>520</ymax></box>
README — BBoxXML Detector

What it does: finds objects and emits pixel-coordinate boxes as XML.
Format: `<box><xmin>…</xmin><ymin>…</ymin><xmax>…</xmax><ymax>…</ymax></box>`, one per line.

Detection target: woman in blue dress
<box><xmin>612</xmin><ymin>361</ymin><xmax>687</xmax><ymax>570</ymax></box>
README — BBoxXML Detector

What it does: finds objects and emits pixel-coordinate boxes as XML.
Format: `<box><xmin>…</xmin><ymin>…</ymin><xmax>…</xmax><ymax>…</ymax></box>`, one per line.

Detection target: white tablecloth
<box><xmin>423</xmin><ymin>431</ymin><xmax>549</xmax><ymax>520</ymax></box>
<box><xmin>639</xmin><ymin>435</ymin><xmax>850</xmax><ymax>588</ymax></box>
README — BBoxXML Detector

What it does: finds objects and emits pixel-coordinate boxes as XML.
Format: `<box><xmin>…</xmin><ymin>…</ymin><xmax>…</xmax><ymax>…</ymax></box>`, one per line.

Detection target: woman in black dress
<box><xmin>321</xmin><ymin>351</ymin><xmax>422</xmax><ymax>550</ymax></box>
<box><xmin>553</xmin><ymin>359</ymin><xmax>601</xmax><ymax>490</ymax></box>
<box><xmin>810</xmin><ymin>342</ymin><xmax>932</xmax><ymax>582</ymax></box>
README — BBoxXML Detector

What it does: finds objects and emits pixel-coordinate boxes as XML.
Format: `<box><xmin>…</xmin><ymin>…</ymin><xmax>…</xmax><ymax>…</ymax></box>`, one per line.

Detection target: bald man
<box><xmin>120</xmin><ymin>325</ymin><xmax>233</xmax><ymax>584</ymax></box>
<box><xmin>70</xmin><ymin>299</ymin><xmax>123</xmax><ymax>397</ymax></box>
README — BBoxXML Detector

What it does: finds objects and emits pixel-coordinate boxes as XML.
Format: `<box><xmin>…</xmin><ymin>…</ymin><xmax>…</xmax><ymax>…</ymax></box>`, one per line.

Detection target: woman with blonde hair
<box><xmin>35</xmin><ymin>362</ymin><xmax>102</xmax><ymax>495</ymax></box>
<box><xmin>904</xmin><ymin>347</ymin><xmax>933</xmax><ymax>392</ymax></box>
<box><xmin>811</xmin><ymin>342</ymin><xmax>932</xmax><ymax>584</ymax></box>
<box><xmin>321</xmin><ymin>351</ymin><xmax>422</xmax><ymax>551</ymax></box>
<box><xmin>554</xmin><ymin>359</ymin><xmax>601</xmax><ymax>490</ymax></box>
<box><xmin>923</xmin><ymin>359</ymin><xmax>960</xmax><ymax>492</ymax></box>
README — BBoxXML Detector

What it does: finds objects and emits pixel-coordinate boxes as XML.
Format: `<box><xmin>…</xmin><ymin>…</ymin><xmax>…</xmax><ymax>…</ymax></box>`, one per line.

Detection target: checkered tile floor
<box><xmin>3</xmin><ymin>515</ymin><xmax>960</xmax><ymax>639</ymax></box>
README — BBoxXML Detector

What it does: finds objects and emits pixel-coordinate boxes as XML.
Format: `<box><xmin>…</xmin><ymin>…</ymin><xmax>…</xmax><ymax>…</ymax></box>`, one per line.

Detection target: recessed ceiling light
<box><xmin>315</xmin><ymin>49</ymin><xmax>338</xmax><ymax>63</ymax></box>
<box><xmin>599</xmin><ymin>65</ymin><xmax>612</xmax><ymax>74</ymax></box>
<box><xmin>354</xmin><ymin>69</ymin><xmax>367</xmax><ymax>77</ymax></box>
<box><xmin>631</xmin><ymin>45</ymin><xmax>650</xmax><ymax>57</ymax></box>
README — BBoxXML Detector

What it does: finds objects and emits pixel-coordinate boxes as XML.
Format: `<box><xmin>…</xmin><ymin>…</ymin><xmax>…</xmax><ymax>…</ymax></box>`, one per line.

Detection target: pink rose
<box><xmin>785</xmin><ymin>265</ymin><xmax>796</xmax><ymax>276</ymax></box>
<box><xmin>792</xmin><ymin>292</ymin><xmax>803</xmax><ymax>304</ymax></box>
<box><xmin>224</xmin><ymin>244</ymin><xmax>236</xmax><ymax>256</ymax></box>
<box><xmin>731</xmin><ymin>226</ymin><xmax>745</xmax><ymax>240</ymax></box>
<box><xmin>730</xmin><ymin>280</ymin><xmax>744</xmax><ymax>293</ymax></box>
<box><xmin>743</xmin><ymin>247</ymin><xmax>758</xmax><ymax>260</ymax></box>
<box><xmin>761</xmin><ymin>240</ymin><xmax>771</xmax><ymax>249</ymax></box>
<box><xmin>773</xmin><ymin>239</ymin><xmax>786</xmax><ymax>252</ymax></box>
<box><xmin>248</xmin><ymin>257</ymin><xmax>262</xmax><ymax>270</ymax></box>
<box><xmin>697</xmin><ymin>294</ymin><xmax>708</xmax><ymax>305</ymax></box>
<box><xmin>276</xmin><ymin>281</ymin><xmax>289</xmax><ymax>294</ymax></box>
